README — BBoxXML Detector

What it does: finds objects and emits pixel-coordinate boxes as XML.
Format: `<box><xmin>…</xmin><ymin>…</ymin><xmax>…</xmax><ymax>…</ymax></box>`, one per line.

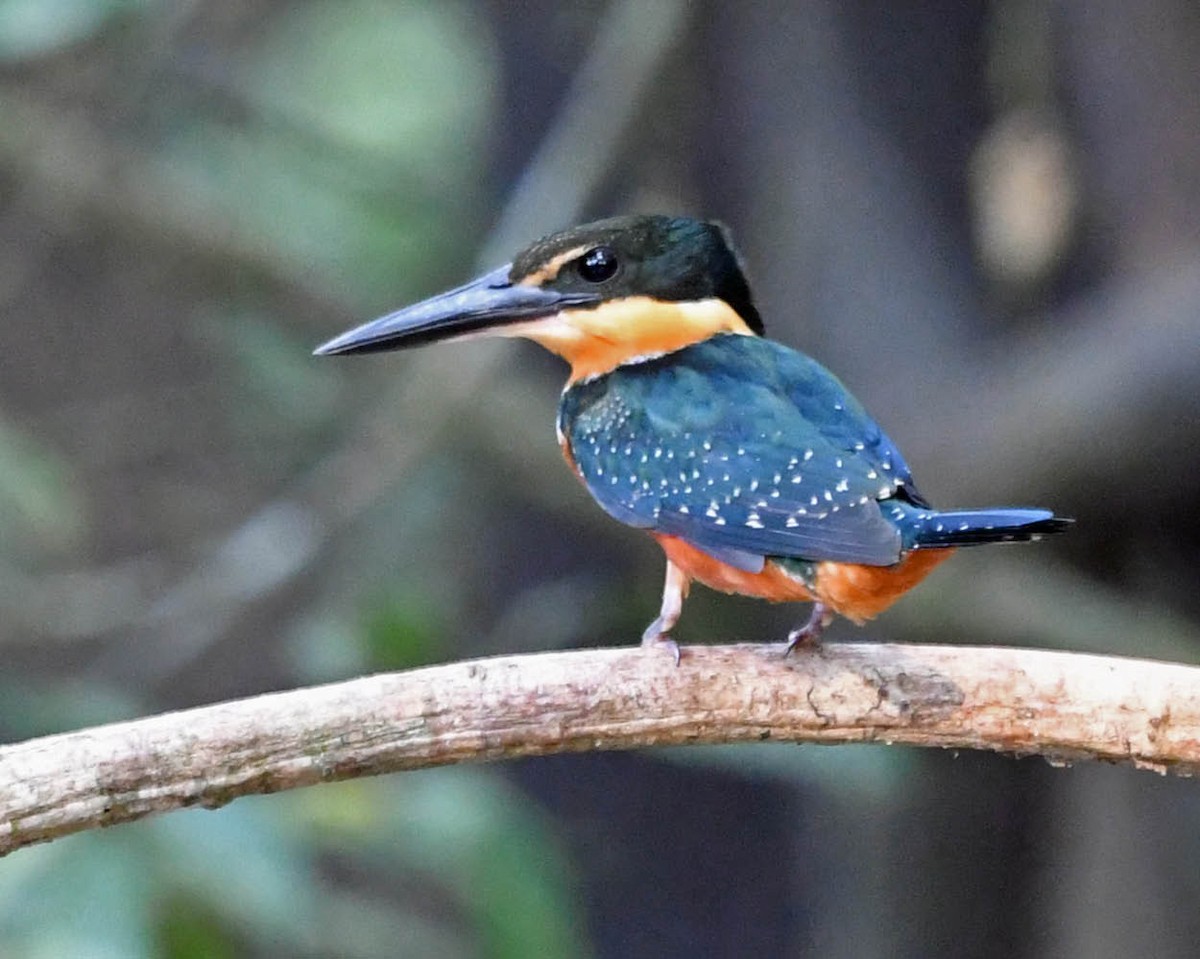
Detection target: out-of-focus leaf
<box><xmin>0</xmin><ymin>833</ymin><xmax>155</xmax><ymax>959</ymax></box>
<box><xmin>0</xmin><ymin>415</ymin><xmax>82</xmax><ymax>551</ymax></box>
<box><xmin>287</xmin><ymin>610</ymin><xmax>371</xmax><ymax>683</ymax></box>
<box><xmin>249</xmin><ymin>0</ymin><xmax>496</xmax><ymax>172</ymax></box>
<box><xmin>210</xmin><ymin>310</ymin><xmax>340</xmax><ymax>422</ymax></box>
<box><xmin>469</xmin><ymin>814</ymin><xmax>589</xmax><ymax>959</ymax></box>
<box><xmin>0</xmin><ymin>0</ymin><xmax>138</xmax><ymax>61</ymax></box>
<box><xmin>149</xmin><ymin>803</ymin><xmax>321</xmax><ymax>952</ymax></box>
<box><xmin>313</xmin><ymin>890</ymin><xmax>471</xmax><ymax>959</ymax></box>
<box><xmin>199</xmin><ymin>309</ymin><xmax>340</xmax><ymax>439</ymax></box>
<box><xmin>287</xmin><ymin>772</ymin><xmax>594</xmax><ymax>956</ymax></box>
<box><xmin>0</xmin><ymin>677</ymin><xmax>140</xmax><ymax>739</ymax></box>
<box><xmin>298</xmin><ymin>770</ymin><xmax>593</xmax><ymax>959</ymax></box>
<box><xmin>160</xmin><ymin>0</ymin><xmax>496</xmax><ymax>299</ymax></box>
<box><xmin>156</xmin><ymin>898</ymin><xmax>238</xmax><ymax>959</ymax></box>
<box><xmin>361</xmin><ymin>588</ymin><xmax>445</xmax><ymax>669</ymax></box>
<box><xmin>0</xmin><ymin>801</ymin><xmax>333</xmax><ymax>957</ymax></box>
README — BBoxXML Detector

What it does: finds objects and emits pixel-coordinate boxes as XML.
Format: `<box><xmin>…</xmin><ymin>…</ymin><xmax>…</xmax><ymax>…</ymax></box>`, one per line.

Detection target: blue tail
<box><xmin>894</xmin><ymin>505</ymin><xmax>1073</xmax><ymax>549</ymax></box>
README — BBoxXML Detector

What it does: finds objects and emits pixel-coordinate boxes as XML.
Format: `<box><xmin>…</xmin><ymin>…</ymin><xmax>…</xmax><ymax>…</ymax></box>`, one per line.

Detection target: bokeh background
<box><xmin>2</xmin><ymin>1</ymin><xmax>1199</xmax><ymax>956</ymax></box>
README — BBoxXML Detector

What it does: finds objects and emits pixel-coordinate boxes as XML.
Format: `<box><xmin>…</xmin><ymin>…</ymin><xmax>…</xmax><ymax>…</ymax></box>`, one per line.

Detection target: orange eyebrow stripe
<box><xmin>515</xmin><ymin>245</ymin><xmax>589</xmax><ymax>287</ymax></box>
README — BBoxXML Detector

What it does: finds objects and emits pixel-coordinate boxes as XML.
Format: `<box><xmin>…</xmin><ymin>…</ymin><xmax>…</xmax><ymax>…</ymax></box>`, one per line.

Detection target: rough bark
<box><xmin>2</xmin><ymin>642</ymin><xmax>1198</xmax><ymax>857</ymax></box>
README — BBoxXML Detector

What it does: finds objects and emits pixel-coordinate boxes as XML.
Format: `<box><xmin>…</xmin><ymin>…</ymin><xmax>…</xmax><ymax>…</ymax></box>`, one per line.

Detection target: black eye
<box><xmin>578</xmin><ymin>245</ymin><xmax>619</xmax><ymax>283</ymax></box>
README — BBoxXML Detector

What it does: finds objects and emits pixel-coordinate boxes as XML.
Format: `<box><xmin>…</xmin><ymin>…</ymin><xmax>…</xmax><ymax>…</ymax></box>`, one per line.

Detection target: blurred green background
<box><xmin>2</xmin><ymin>1</ymin><xmax>1200</xmax><ymax>956</ymax></box>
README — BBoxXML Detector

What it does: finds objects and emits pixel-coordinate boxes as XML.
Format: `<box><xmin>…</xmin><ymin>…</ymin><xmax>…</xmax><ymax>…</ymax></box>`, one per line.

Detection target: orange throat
<box><xmin>503</xmin><ymin>296</ymin><xmax>755</xmax><ymax>382</ymax></box>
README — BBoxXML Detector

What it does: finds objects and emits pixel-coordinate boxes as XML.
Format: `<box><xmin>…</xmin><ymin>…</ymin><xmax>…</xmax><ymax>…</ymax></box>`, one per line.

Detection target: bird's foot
<box><xmin>783</xmin><ymin>603</ymin><xmax>831</xmax><ymax>656</ymax></box>
<box><xmin>641</xmin><ymin>619</ymin><xmax>682</xmax><ymax>666</ymax></box>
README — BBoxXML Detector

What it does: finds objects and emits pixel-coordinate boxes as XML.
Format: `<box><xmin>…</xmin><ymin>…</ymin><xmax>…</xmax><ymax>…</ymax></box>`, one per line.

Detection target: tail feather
<box><xmin>906</xmin><ymin>507</ymin><xmax>1073</xmax><ymax>549</ymax></box>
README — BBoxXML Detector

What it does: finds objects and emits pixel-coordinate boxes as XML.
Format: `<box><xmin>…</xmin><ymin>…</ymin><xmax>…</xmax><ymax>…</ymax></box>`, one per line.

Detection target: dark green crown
<box><xmin>511</xmin><ymin>215</ymin><xmax>764</xmax><ymax>335</ymax></box>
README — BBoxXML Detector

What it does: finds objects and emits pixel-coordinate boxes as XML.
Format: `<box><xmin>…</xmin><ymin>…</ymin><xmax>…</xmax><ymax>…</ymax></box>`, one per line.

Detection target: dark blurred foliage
<box><xmin>1</xmin><ymin>1</ymin><xmax>1199</xmax><ymax>956</ymax></box>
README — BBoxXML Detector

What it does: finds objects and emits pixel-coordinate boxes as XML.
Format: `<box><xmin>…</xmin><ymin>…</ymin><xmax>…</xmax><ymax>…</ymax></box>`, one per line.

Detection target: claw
<box><xmin>641</xmin><ymin>559</ymin><xmax>688</xmax><ymax>666</ymax></box>
<box><xmin>642</xmin><ymin>629</ymin><xmax>682</xmax><ymax>666</ymax></box>
<box><xmin>784</xmin><ymin>602</ymin><xmax>831</xmax><ymax>656</ymax></box>
<box><xmin>642</xmin><ymin>617</ymin><xmax>682</xmax><ymax>665</ymax></box>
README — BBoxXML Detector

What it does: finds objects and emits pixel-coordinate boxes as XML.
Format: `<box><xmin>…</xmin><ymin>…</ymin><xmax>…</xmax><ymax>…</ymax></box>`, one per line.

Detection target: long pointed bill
<box><xmin>313</xmin><ymin>264</ymin><xmax>600</xmax><ymax>356</ymax></box>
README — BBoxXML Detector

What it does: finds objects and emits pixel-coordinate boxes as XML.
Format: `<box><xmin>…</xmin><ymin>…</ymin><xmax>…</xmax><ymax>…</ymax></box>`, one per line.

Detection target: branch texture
<box><xmin>2</xmin><ymin>642</ymin><xmax>1199</xmax><ymax>856</ymax></box>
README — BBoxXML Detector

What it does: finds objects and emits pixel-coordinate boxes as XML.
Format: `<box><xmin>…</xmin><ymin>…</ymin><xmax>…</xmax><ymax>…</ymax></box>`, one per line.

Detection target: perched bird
<box><xmin>316</xmin><ymin>215</ymin><xmax>1069</xmax><ymax>659</ymax></box>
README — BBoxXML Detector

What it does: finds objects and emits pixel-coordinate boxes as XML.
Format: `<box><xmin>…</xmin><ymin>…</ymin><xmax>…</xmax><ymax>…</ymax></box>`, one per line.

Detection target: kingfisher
<box><xmin>316</xmin><ymin>215</ymin><xmax>1070</xmax><ymax>660</ymax></box>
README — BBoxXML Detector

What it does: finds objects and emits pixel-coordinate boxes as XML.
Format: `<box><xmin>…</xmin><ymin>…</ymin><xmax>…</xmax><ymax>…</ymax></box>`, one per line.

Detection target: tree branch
<box><xmin>3</xmin><ymin>642</ymin><xmax>1198</xmax><ymax>857</ymax></box>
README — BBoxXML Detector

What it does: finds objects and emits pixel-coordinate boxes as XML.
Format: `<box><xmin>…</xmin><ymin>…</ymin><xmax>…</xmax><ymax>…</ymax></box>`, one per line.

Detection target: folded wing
<box><xmin>561</xmin><ymin>334</ymin><xmax>929</xmax><ymax>569</ymax></box>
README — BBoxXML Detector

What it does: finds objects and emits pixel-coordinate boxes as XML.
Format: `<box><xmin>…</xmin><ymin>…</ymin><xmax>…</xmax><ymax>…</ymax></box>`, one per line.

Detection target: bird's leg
<box><xmin>784</xmin><ymin>602</ymin><xmax>832</xmax><ymax>656</ymax></box>
<box><xmin>642</xmin><ymin>560</ymin><xmax>690</xmax><ymax>665</ymax></box>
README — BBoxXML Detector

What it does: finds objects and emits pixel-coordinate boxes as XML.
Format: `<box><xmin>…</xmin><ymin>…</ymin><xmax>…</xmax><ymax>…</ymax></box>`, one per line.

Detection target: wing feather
<box><xmin>561</xmin><ymin>334</ymin><xmax>924</xmax><ymax>567</ymax></box>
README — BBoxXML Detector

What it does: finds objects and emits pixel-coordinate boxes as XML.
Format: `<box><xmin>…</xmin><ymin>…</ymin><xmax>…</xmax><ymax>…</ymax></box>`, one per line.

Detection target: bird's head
<box><xmin>314</xmin><ymin>215</ymin><xmax>762</xmax><ymax>381</ymax></box>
